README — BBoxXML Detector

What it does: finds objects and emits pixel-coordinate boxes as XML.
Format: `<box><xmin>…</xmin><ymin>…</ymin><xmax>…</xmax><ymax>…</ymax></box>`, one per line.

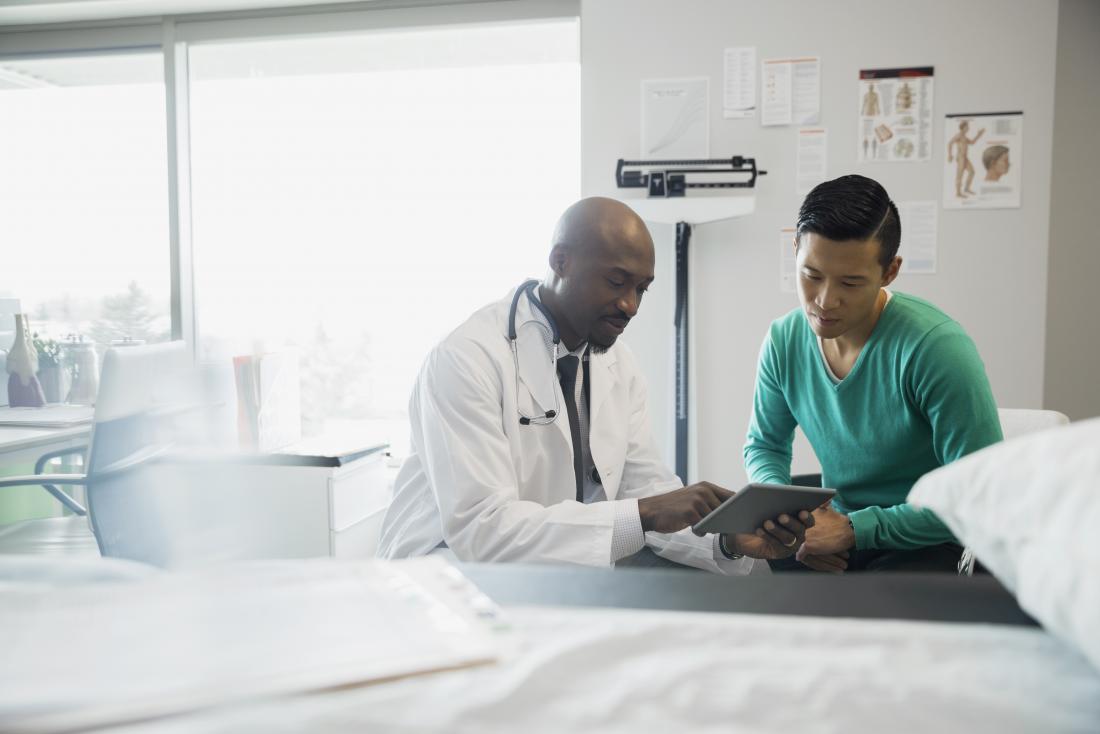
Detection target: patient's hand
<box><xmin>726</xmin><ymin>510</ymin><xmax>815</xmax><ymax>560</ymax></box>
<box><xmin>797</xmin><ymin>505</ymin><xmax>856</xmax><ymax>560</ymax></box>
<box><xmin>799</xmin><ymin>551</ymin><xmax>850</xmax><ymax>574</ymax></box>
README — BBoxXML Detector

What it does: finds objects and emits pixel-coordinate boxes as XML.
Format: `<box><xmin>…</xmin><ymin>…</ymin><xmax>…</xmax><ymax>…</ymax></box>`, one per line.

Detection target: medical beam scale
<box><xmin>615</xmin><ymin>156</ymin><xmax>765</xmax><ymax>198</ymax></box>
<box><xmin>615</xmin><ymin>156</ymin><xmax>766</xmax><ymax>483</ymax></box>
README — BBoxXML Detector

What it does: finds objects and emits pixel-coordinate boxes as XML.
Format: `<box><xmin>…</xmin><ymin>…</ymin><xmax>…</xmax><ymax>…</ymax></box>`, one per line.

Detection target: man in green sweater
<box><xmin>745</xmin><ymin>175</ymin><xmax>1002</xmax><ymax>573</ymax></box>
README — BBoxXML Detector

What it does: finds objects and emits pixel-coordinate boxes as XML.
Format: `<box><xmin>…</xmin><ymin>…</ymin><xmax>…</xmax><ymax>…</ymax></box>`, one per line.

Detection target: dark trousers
<box><xmin>768</xmin><ymin>542</ymin><xmax>966</xmax><ymax>573</ymax></box>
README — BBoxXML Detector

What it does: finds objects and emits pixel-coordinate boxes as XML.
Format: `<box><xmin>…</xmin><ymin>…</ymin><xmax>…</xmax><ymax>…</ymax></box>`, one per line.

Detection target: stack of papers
<box><xmin>0</xmin><ymin>557</ymin><xmax>504</xmax><ymax>733</ymax></box>
<box><xmin>0</xmin><ymin>405</ymin><xmax>94</xmax><ymax>428</ymax></box>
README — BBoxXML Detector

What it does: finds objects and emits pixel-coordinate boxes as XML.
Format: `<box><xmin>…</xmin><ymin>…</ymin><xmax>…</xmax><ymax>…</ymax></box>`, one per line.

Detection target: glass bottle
<box><xmin>6</xmin><ymin>314</ymin><xmax>47</xmax><ymax>408</ymax></box>
<box><xmin>65</xmin><ymin>338</ymin><xmax>100</xmax><ymax>406</ymax></box>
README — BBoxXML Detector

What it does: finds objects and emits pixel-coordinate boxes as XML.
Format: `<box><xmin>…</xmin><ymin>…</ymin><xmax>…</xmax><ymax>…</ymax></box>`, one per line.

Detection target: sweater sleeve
<box><xmin>744</xmin><ymin>330</ymin><xmax>797</xmax><ymax>486</ymax></box>
<box><xmin>848</xmin><ymin>322</ymin><xmax>1003</xmax><ymax>550</ymax></box>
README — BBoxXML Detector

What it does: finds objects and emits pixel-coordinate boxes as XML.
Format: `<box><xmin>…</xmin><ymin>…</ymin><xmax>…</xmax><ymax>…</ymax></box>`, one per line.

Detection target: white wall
<box><xmin>581</xmin><ymin>0</ymin><xmax>1060</xmax><ymax>487</ymax></box>
<box><xmin>1044</xmin><ymin>0</ymin><xmax>1100</xmax><ymax>422</ymax></box>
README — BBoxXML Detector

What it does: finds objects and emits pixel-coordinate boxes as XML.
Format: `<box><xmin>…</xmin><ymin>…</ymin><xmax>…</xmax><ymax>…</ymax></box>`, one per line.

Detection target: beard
<box><xmin>588</xmin><ymin>337</ymin><xmax>615</xmax><ymax>354</ymax></box>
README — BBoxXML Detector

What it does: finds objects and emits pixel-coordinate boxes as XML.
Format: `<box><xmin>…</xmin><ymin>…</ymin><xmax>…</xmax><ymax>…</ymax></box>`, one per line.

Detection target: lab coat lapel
<box><xmin>587</xmin><ymin>348</ymin><xmax>621</xmax><ymax>498</ymax></box>
<box><xmin>587</xmin><ymin>348</ymin><xmax>617</xmax><ymax>428</ymax></box>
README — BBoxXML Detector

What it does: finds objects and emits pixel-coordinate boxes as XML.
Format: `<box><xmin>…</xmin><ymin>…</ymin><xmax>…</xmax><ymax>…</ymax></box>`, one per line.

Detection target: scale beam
<box><xmin>615</xmin><ymin>154</ymin><xmax>765</xmax><ymax>484</ymax></box>
<box><xmin>616</xmin><ymin>156</ymin><xmax>766</xmax><ymax>198</ymax></box>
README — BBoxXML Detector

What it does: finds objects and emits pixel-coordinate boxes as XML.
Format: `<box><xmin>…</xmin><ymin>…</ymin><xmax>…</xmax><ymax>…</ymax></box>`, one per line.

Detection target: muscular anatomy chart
<box><xmin>943</xmin><ymin>111</ymin><xmax>1023</xmax><ymax>209</ymax></box>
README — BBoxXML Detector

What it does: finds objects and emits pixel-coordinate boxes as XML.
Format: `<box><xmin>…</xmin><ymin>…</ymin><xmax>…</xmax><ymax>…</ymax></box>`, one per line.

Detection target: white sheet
<box><xmin>112</xmin><ymin>604</ymin><xmax>1100</xmax><ymax>734</ymax></box>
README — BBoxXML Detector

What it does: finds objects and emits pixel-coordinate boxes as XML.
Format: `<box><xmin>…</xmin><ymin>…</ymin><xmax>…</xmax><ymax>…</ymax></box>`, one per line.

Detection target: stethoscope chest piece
<box><xmin>510</xmin><ymin>279</ymin><xmax>562</xmax><ymax>427</ymax></box>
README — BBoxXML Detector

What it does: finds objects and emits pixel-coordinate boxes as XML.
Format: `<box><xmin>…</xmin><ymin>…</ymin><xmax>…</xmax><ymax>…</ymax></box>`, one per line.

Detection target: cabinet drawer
<box><xmin>328</xmin><ymin>454</ymin><xmax>389</xmax><ymax>531</ymax></box>
<box><xmin>330</xmin><ymin>506</ymin><xmax>386</xmax><ymax>558</ymax></box>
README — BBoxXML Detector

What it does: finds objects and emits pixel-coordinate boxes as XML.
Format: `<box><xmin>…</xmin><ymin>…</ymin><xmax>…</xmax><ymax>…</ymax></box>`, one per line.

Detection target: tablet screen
<box><xmin>692</xmin><ymin>483</ymin><xmax>836</xmax><ymax>536</ymax></box>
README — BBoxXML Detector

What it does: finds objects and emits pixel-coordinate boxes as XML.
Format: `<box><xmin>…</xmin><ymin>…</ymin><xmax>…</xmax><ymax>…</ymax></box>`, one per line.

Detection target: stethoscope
<box><xmin>509</xmin><ymin>279</ymin><xmax>562</xmax><ymax>426</ymax></box>
<box><xmin>509</xmin><ymin>280</ymin><xmax>603</xmax><ymax>486</ymax></box>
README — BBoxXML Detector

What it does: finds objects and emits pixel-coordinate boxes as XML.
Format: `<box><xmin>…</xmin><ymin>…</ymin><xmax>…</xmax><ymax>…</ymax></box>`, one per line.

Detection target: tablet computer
<box><xmin>691</xmin><ymin>483</ymin><xmax>836</xmax><ymax>536</ymax></box>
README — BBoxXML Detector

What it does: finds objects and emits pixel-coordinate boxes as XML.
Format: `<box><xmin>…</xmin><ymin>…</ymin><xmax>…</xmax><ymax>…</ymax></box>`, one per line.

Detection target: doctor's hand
<box><xmin>724</xmin><ymin>510</ymin><xmax>815</xmax><ymax>560</ymax></box>
<box><xmin>637</xmin><ymin>482</ymin><xmax>733</xmax><ymax>534</ymax></box>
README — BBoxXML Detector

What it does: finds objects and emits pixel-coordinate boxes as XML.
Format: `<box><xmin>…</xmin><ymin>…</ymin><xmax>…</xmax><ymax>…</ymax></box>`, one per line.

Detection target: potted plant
<box><xmin>33</xmin><ymin>333</ymin><xmax>68</xmax><ymax>404</ymax></box>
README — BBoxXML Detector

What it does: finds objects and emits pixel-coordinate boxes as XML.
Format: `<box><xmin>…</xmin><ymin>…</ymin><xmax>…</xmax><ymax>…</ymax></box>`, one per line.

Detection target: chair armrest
<box><xmin>34</xmin><ymin>445</ymin><xmax>90</xmax><ymax>516</ymax></box>
<box><xmin>35</xmin><ymin>445</ymin><xmax>88</xmax><ymax>475</ymax></box>
<box><xmin>0</xmin><ymin>474</ymin><xmax>89</xmax><ymax>515</ymax></box>
<box><xmin>0</xmin><ymin>473</ymin><xmax>89</xmax><ymax>488</ymax></box>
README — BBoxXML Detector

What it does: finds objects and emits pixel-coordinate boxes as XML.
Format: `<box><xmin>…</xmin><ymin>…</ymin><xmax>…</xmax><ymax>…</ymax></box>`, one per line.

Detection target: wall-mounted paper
<box><xmin>780</xmin><ymin>227</ymin><xmax>797</xmax><ymax>293</ymax></box>
<box><xmin>723</xmin><ymin>47</ymin><xmax>756</xmax><ymax>119</ymax></box>
<box><xmin>943</xmin><ymin>111</ymin><xmax>1022</xmax><ymax>209</ymax></box>
<box><xmin>791</xmin><ymin>57</ymin><xmax>821</xmax><ymax>125</ymax></box>
<box><xmin>897</xmin><ymin>201</ymin><xmax>937</xmax><ymax>274</ymax></box>
<box><xmin>761</xmin><ymin>59</ymin><xmax>791</xmax><ymax>126</ymax></box>
<box><xmin>761</xmin><ymin>57</ymin><xmax>820</xmax><ymax>126</ymax></box>
<box><xmin>796</xmin><ymin>128</ymin><xmax>827</xmax><ymax>196</ymax></box>
<box><xmin>641</xmin><ymin>77</ymin><xmax>709</xmax><ymax>158</ymax></box>
<box><xmin>858</xmin><ymin>67</ymin><xmax>934</xmax><ymax>162</ymax></box>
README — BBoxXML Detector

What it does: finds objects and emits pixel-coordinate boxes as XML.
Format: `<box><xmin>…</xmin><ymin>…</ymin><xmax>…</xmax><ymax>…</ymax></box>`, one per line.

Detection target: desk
<box><xmin>0</xmin><ymin>424</ymin><xmax>89</xmax><ymax>461</ymax></box>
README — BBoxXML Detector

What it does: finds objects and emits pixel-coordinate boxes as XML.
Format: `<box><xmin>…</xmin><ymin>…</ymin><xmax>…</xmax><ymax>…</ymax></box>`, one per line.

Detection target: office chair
<box><xmin>0</xmin><ymin>342</ymin><xmax>191</xmax><ymax>559</ymax></box>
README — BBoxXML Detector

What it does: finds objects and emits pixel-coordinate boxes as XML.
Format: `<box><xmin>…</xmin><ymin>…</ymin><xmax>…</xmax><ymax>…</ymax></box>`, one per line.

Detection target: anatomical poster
<box><xmin>857</xmin><ymin>66</ymin><xmax>933</xmax><ymax>162</ymax></box>
<box><xmin>943</xmin><ymin>111</ymin><xmax>1023</xmax><ymax>209</ymax></box>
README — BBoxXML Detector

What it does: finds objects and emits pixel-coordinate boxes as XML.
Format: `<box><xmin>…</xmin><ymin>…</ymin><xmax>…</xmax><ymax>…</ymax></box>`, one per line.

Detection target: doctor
<box><xmin>378</xmin><ymin>197</ymin><xmax>811</xmax><ymax>571</ymax></box>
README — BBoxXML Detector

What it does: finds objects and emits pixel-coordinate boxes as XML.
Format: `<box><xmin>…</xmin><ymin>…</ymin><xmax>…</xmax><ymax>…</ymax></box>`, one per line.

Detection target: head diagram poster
<box><xmin>943</xmin><ymin>111</ymin><xmax>1023</xmax><ymax>209</ymax></box>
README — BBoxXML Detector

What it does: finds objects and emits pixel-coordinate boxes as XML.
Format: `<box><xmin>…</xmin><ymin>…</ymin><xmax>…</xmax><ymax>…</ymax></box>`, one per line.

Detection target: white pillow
<box><xmin>908</xmin><ymin>417</ymin><xmax>1100</xmax><ymax>672</ymax></box>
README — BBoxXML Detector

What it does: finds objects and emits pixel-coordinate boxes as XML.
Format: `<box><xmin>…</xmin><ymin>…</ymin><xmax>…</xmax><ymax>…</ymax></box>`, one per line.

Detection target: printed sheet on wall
<box><xmin>942</xmin><ymin>111</ymin><xmax>1023</xmax><ymax>209</ymax></box>
<box><xmin>857</xmin><ymin>67</ymin><xmax>934</xmax><ymax>162</ymax></box>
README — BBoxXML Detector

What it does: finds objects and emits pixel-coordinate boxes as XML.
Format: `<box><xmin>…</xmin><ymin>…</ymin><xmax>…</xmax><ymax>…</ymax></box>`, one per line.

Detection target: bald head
<box><xmin>550</xmin><ymin>196</ymin><xmax>653</xmax><ymax>260</ymax></box>
<box><xmin>538</xmin><ymin>197</ymin><xmax>656</xmax><ymax>353</ymax></box>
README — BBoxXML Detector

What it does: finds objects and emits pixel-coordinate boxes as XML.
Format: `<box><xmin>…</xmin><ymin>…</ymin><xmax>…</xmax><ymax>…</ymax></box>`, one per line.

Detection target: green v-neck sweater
<box><xmin>744</xmin><ymin>292</ymin><xmax>1002</xmax><ymax>550</ymax></box>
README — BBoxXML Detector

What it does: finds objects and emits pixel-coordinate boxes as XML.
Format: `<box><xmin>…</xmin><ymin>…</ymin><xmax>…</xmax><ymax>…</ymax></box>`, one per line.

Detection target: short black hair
<box><xmin>796</xmin><ymin>175</ymin><xmax>901</xmax><ymax>270</ymax></box>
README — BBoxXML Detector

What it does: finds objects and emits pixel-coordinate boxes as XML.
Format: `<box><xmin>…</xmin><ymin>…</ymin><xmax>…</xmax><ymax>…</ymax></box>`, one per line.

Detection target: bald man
<box><xmin>378</xmin><ymin>198</ymin><xmax>812</xmax><ymax>571</ymax></box>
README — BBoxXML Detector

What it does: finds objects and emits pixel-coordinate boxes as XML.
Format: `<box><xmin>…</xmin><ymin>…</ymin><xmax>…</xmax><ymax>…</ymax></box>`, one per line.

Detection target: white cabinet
<box><xmin>200</xmin><ymin>444</ymin><xmax>391</xmax><ymax>561</ymax></box>
<box><xmin>328</xmin><ymin>450</ymin><xmax>390</xmax><ymax>557</ymax></box>
<box><xmin>104</xmin><ymin>443</ymin><xmax>393</xmax><ymax>566</ymax></box>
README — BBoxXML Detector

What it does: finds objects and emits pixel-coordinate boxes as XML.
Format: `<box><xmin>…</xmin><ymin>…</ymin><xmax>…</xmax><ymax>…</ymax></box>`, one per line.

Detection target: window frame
<box><xmin>0</xmin><ymin>0</ymin><xmax>579</xmax><ymax>362</ymax></box>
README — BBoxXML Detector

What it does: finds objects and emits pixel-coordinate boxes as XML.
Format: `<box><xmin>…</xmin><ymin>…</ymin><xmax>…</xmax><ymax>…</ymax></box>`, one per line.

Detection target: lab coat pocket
<box><xmin>512</xmin><ymin>411</ymin><xmax>575</xmax><ymax>506</ymax></box>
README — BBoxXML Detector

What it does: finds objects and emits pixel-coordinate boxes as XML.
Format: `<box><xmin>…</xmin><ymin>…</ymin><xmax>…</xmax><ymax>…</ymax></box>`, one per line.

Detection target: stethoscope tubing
<box><xmin>510</xmin><ymin>280</ymin><xmax>561</xmax><ymax>426</ymax></box>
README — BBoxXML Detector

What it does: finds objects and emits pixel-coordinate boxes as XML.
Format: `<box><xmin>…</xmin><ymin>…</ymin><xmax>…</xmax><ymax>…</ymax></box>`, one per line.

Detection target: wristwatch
<box><xmin>718</xmin><ymin>534</ymin><xmax>745</xmax><ymax>561</ymax></box>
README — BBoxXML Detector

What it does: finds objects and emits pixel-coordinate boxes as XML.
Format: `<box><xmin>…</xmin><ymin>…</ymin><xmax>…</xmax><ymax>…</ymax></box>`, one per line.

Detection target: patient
<box><xmin>744</xmin><ymin>175</ymin><xmax>1003</xmax><ymax>573</ymax></box>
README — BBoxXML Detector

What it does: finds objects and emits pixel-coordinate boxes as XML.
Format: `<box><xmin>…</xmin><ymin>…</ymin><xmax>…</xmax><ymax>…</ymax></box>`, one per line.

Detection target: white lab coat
<box><xmin>377</xmin><ymin>286</ymin><xmax>750</xmax><ymax>573</ymax></box>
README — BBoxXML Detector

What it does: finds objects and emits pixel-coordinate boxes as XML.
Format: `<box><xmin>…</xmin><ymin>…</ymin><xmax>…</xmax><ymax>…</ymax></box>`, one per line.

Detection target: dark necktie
<box><xmin>557</xmin><ymin>355</ymin><xmax>584</xmax><ymax>502</ymax></box>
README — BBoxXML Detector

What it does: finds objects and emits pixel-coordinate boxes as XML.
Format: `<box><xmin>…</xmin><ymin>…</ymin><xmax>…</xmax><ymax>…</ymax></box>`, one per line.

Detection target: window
<box><xmin>187</xmin><ymin>19</ymin><xmax>580</xmax><ymax>450</ymax></box>
<box><xmin>0</xmin><ymin>51</ymin><xmax>171</xmax><ymax>356</ymax></box>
